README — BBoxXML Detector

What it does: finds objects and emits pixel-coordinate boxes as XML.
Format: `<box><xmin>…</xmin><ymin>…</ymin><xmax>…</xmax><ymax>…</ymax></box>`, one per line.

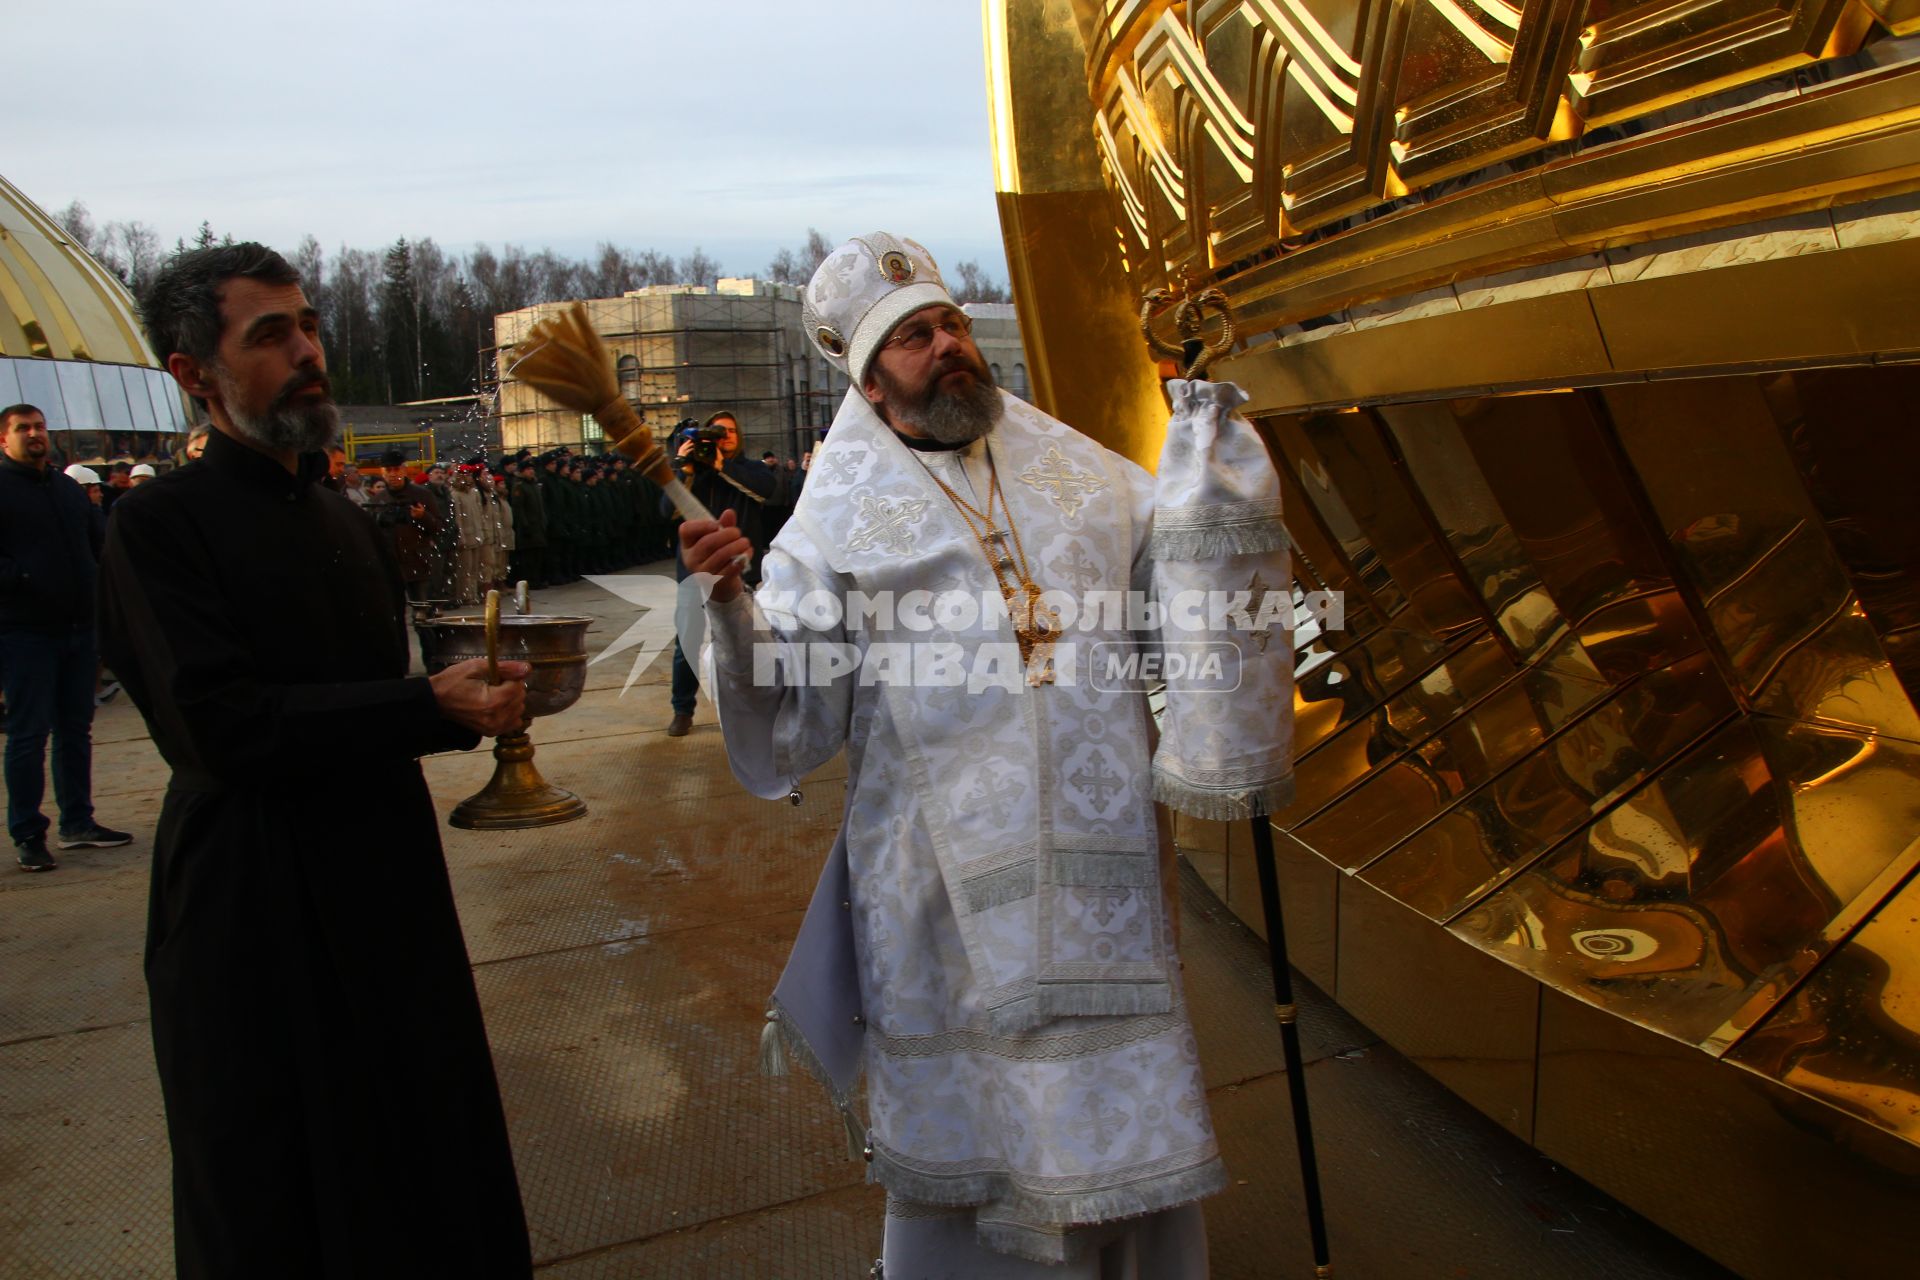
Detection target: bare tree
<box><xmin>97</xmin><ymin>221</ymin><xmax>163</xmax><ymax>290</ymax></box>
<box><xmin>768</xmin><ymin>227</ymin><xmax>834</xmax><ymax>283</ymax></box>
<box><xmin>289</xmin><ymin>235</ymin><xmax>325</xmax><ymax>294</ymax></box>
<box><xmin>803</xmin><ymin>228</ymin><xmax>833</xmax><ymax>274</ymax></box>
<box><xmin>678</xmin><ymin>247</ymin><xmax>720</xmax><ymax>289</ymax></box>
<box><xmin>54</xmin><ymin>201</ymin><xmax>96</xmax><ymax>252</ymax></box>
<box><xmin>950</xmin><ymin>259</ymin><xmax>1011</xmax><ymax>305</ymax></box>
<box><xmin>585</xmin><ymin>243</ymin><xmax>646</xmax><ymax>298</ymax></box>
<box><xmin>633</xmin><ymin>249</ymin><xmax>675</xmax><ymax>288</ymax></box>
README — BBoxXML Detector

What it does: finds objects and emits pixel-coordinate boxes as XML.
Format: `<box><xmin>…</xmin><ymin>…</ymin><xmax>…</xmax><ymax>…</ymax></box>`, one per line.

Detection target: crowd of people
<box><xmin>313</xmin><ymin>436</ymin><xmax>806</xmax><ymax>609</ymax></box>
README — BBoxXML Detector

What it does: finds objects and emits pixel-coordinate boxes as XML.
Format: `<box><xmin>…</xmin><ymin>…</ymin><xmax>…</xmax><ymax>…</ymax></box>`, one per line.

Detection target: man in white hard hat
<box><xmin>64</xmin><ymin>463</ymin><xmax>105</xmax><ymax>504</ymax></box>
<box><xmin>129</xmin><ymin>463</ymin><xmax>157</xmax><ymax>487</ymax></box>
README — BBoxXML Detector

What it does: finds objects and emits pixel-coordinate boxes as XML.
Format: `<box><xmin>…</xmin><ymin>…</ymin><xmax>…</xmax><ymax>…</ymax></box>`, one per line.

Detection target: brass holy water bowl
<box><xmin>415</xmin><ymin>588</ymin><xmax>593</xmax><ymax>830</ymax></box>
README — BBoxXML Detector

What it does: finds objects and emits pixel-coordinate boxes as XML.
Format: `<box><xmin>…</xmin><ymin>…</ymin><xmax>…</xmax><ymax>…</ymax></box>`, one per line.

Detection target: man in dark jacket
<box><xmin>371</xmin><ymin>450</ymin><xmax>442</xmax><ymax>604</ymax></box>
<box><xmin>663</xmin><ymin>410</ymin><xmax>775</xmax><ymax>736</ymax></box>
<box><xmin>508</xmin><ymin>457</ymin><xmax>548</xmax><ymax>587</ymax></box>
<box><xmin>0</xmin><ymin>404</ymin><xmax>132</xmax><ymax>871</ymax></box>
<box><xmin>98</xmin><ymin>243</ymin><xmax>533</xmax><ymax>1277</ymax></box>
<box><xmin>535</xmin><ymin>452</ymin><xmax>578</xmax><ymax>585</ymax></box>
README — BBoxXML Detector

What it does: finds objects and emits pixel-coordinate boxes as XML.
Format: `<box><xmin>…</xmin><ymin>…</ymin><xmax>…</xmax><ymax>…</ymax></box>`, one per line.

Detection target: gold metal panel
<box><xmin>1282</xmin><ymin>628</ymin><xmax>1514</xmax><ymax>827</ymax></box>
<box><xmin>1602</xmin><ymin>376</ymin><xmax>1920</xmax><ymax>741</ymax></box>
<box><xmin>1225</xmin><ymin>290</ymin><xmax>1618</xmax><ymax>418</ymax></box>
<box><xmin>1458</xmin><ymin>391</ymin><xmax>1706</xmax><ymax>682</ymax></box>
<box><xmin>1295</xmin><ymin>640</ymin><xmax>1611</xmax><ymax>871</ymax></box>
<box><xmin>1590</xmin><ymin>238</ymin><xmax>1920</xmax><ymax>377</ymax></box>
<box><xmin>1080</xmin><ymin>0</ymin><xmax>1879</xmax><ymax>272</ymax></box>
<box><xmin>1363</xmin><ymin>653</ymin><xmax>1738</xmax><ymax>917</ymax></box>
<box><xmin>1573</xmin><ymin>0</ymin><xmax>1861</xmax><ymax>129</ymax></box>
<box><xmin>1535</xmin><ymin>987</ymin><xmax>1920</xmax><ymax>1280</ymax></box>
<box><xmin>1728</xmin><ymin>868</ymin><xmax>1920</xmax><ymax>1144</ymax></box>
<box><xmin>1375</xmin><ymin>400</ymin><xmax>1569</xmax><ymax>661</ymax></box>
<box><xmin>1270</xmin><ymin>438</ymin><xmax>1400</xmax><ymax>629</ymax></box>
<box><xmin>1863</xmin><ymin>0</ymin><xmax>1920</xmax><ymax>32</ymax></box>
<box><xmin>1060</xmin><ymin>2</ymin><xmax>1914</xmax><ymax>354</ymax></box>
<box><xmin>1288</xmin><ymin>409</ymin><xmax>1490</xmax><ymax>641</ymax></box>
<box><xmin>1451</xmin><ymin>717</ymin><xmax>1920</xmax><ymax>1053</ymax></box>
<box><xmin>1291</xmin><ymin>623</ymin><xmax>1486</xmax><ymax>767</ymax></box>
<box><xmin>986</xmin><ymin>2</ymin><xmax>1167</xmax><ymax>465</ymax></box>
<box><xmin>1757</xmin><ymin>366</ymin><xmax>1920</xmax><ymax>714</ymax></box>
<box><xmin>1334</xmin><ymin>874</ymin><xmax>1542</xmax><ymax>1140</ymax></box>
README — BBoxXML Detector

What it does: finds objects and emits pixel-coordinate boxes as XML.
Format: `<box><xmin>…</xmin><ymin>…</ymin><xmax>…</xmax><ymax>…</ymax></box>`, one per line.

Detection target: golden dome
<box><xmin>0</xmin><ymin>172</ymin><xmax>156</xmax><ymax>365</ymax></box>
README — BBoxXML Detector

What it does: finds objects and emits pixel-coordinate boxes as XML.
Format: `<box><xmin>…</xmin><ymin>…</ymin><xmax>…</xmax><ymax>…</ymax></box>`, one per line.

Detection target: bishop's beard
<box><xmin>874</xmin><ymin>352</ymin><xmax>1004</xmax><ymax>445</ymax></box>
<box><xmin>218</xmin><ymin>367</ymin><xmax>339</xmax><ymax>455</ymax></box>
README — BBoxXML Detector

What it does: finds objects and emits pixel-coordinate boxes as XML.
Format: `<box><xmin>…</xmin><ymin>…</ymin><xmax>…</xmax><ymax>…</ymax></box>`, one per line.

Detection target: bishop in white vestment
<box><xmin>680</xmin><ymin>234</ymin><xmax>1293</xmax><ymax>1277</ymax></box>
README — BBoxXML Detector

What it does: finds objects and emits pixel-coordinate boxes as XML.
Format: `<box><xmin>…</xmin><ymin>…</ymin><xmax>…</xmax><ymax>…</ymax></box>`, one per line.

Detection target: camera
<box><xmin>677</xmin><ymin>419</ymin><xmax>728</xmax><ymax>468</ymax></box>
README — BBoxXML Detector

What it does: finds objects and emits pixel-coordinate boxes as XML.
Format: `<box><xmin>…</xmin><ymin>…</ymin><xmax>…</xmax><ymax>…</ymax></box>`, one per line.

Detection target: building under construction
<box><xmin>492</xmin><ymin>280</ymin><xmax>1028</xmax><ymax>462</ymax></box>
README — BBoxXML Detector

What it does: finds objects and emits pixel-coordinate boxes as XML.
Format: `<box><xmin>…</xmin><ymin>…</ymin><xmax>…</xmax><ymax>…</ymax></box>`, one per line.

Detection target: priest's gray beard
<box><xmin>874</xmin><ymin>353</ymin><xmax>1004</xmax><ymax>445</ymax></box>
<box><xmin>217</xmin><ymin>367</ymin><xmax>340</xmax><ymax>454</ymax></box>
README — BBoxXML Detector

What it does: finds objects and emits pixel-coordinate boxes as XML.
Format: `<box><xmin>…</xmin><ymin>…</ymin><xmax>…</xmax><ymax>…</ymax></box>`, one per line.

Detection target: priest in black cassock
<box><xmin>98</xmin><ymin>243</ymin><xmax>536</xmax><ymax>1279</ymax></box>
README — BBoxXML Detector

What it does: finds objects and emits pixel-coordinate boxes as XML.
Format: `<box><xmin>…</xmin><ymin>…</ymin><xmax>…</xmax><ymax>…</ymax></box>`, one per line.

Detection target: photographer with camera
<box><xmin>663</xmin><ymin>410</ymin><xmax>775</xmax><ymax>738</ymax></box>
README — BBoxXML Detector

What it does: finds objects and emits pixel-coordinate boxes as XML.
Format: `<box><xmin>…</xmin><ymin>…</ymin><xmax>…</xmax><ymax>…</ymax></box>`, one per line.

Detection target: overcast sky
<box><xmin>11</xmin><ymin>1</ymin><xmax>1009</xmax><ymax>281</ymax></box>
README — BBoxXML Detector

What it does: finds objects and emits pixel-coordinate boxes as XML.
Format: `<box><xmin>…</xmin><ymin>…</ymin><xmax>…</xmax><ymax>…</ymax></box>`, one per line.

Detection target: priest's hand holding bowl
<box><xmin>679</xmin><ymin>509</ymin><xmax>755</xmax><ymax>605</ymax></box>
<box><xmin>430</xmin><ymin>657</ymin><xmax>532</xmax><ymax>737</ymax></box>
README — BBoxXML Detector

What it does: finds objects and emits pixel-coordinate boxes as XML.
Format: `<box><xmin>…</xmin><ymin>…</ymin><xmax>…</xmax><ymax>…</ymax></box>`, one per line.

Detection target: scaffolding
<box><xmin>490</xmin><ymin>280</ymin><xmax>851</xmax><ymax>464</ymax></box>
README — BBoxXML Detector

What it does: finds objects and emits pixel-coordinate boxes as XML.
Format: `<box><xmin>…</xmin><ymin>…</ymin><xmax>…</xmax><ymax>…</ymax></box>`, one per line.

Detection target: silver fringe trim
<box><xmin>1150</xmin><ymin>501</ymin><xmax>1287</xmax><ymax>561</ymax></box>
<box><xmin>984</xmin><ymin>982</ymin><xmax>1174</xmax><ymax>1035</ymax></box>
<box><xmin>867</xmin><ymin>1144</ymin><xmax>1229</xmax><ymax>1265</ymax></box>
<box><xmin>1152</xmin><ymin>767</ymin><xmax>1297</xmax><ymax>821</ymax></box>
<box><xmin>961</xmin><ymin>862</ymin><xmax>1037</xmax><ymax>913</ymax></box>
<box><xmin>1049</xmin><ymin>849</ymin><xmax>1156</xmax><ymax>889</ymax></box>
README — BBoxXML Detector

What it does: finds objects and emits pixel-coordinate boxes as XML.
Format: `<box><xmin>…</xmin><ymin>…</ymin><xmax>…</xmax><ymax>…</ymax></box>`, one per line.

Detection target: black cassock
<box><xmin>98</xmin><ymin>429</ymin><xmax>531</xmax><ymax>1278</ymax></box>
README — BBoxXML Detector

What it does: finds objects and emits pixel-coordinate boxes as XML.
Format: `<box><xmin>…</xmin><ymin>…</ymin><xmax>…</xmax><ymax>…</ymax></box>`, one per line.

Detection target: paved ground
<box><xmin>0</xmin><ymin>572</ymin><xmax>1734</xmax><ymax>1278</ymax></box>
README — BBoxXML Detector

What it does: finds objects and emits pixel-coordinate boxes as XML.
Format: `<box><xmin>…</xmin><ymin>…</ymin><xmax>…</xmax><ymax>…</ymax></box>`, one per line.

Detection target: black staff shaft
<box><xmin>1250</xmin><ymin>816</ymin><xmax>1333</xmax><ymax>1276</ymax></box>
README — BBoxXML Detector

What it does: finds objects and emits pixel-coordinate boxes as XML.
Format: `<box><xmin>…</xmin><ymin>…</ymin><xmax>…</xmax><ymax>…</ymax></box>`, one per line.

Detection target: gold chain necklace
<box><xmin>918</xmin><ymin>449</ymin><xmax>1058</xmax><ymax>683</ymax></box>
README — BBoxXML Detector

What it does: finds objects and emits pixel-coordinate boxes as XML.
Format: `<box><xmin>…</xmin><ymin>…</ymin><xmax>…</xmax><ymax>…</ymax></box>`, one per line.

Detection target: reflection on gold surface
<box><xmin>1290</xmin><ymin>624</ymin><xmax>1471</xmax><ymax>766</ymax></box>
<box><xmin>1264</xmin><ymin>407</ymin><xmax>1495</xmax><ymax>641</ymax></box>
<box><xmin>1603</xmin><ymin>378</ymin><xmax>1920</xmax><ymax>742</ymax></box>
<box><xmin>1376</xmin><ymin>401</ymin><xmax>1567</xmax><ymax>661</ymax></box>
<box><xmin>1729</xmin><ymin>868</ymin><xmax>1920</xmax><ymax>1143</ymax></box>
<box><xmin>1294</xmin><ymin>637</ymin><xmax>1610</xmax><ymax>870</ymax></box>
<box><xmin>1451</xmin><ymin>718</ymin><xmax>1920</xmax><ymax>1053</ymax></box>
<box><xmin>1264</xmin><ymin>412</ymin><xmax>1413</xmax><ymax>624</ymax></box>
<box><xmin>1270</xmin><ymin>442</ymin><xmax>1397</xmax><ymax>633</ymax></box>
<box><xmin>1361</xmin><ymin>654</ymin><xmax>1738</xmax><ymax>918</ymax></box>
<box><xmin>1283</xmin><ymin>629</ymin><xmax>1513</xmax><ymax>828</ymax></box>
<box><xmin>1758</xmin><ymin>366</ymin><xmax>1920</xmax><ymax>717</ymax></box>
<box><xmin>1458</xmin><ymin>392</ymin><xmax>1705</xmax><ymax>681</ymax></box>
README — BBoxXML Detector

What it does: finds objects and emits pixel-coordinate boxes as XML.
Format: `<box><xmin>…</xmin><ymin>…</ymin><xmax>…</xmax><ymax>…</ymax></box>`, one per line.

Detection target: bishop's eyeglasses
<box><xmin>882</xmin><ymin>312</ymin><xmax>975</xmax><ymax>353</ymax></box>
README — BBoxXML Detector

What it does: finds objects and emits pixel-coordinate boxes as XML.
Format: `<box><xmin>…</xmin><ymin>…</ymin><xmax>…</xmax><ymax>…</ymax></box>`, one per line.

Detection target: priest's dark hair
<box><xmin>138</xmin><ymin>242</ymin><xmax>301</xmax><ymax>373</ymax></box>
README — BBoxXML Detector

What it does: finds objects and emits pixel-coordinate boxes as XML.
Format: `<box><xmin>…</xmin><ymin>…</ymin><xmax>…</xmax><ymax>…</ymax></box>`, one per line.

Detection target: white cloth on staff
<box><xmin>1148</xmin><ymin>379</ymin><xmax>1293</xmax><ymax>820</ymax></box>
